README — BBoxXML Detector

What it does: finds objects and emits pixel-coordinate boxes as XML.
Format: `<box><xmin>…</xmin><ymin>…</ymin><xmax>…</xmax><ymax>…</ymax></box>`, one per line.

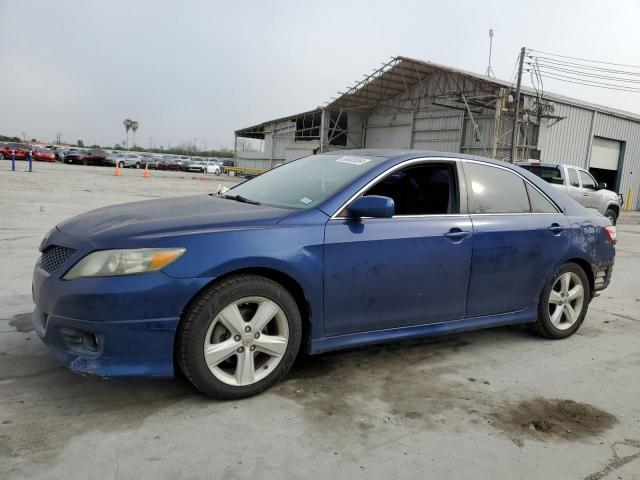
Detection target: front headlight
<box><xmin>63</xmin><ymin>248</ymin><xmax>186</xmax><ymax>280</ymax></box>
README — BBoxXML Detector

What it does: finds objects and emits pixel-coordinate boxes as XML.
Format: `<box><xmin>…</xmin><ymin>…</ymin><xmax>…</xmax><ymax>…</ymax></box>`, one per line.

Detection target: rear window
<box><xmin>519</xmin><ymin>165</ymin><xmax>562</xmax><ymax>184</ymax></box>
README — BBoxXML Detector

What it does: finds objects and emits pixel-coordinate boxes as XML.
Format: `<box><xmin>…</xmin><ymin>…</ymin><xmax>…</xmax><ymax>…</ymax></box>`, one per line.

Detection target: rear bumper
<box><xmin>593</xmin><ymin>259</ymin><xmax>614</xmax><ymax>292</ymax></box>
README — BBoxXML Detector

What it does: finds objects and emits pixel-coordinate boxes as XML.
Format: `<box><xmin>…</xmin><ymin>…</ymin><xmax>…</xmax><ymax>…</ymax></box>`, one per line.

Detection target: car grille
<box><xmin>40</xmin><ymin>246</ymin><xmax>76</xmax><ymax>274</ymax></box>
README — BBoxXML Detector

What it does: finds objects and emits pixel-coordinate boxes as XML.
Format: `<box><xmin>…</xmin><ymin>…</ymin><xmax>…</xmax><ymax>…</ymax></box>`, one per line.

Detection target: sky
<box><xmin>1</xmin><ymin>0</ymin><xmax>640</xmax><ymax>150</ymax></box>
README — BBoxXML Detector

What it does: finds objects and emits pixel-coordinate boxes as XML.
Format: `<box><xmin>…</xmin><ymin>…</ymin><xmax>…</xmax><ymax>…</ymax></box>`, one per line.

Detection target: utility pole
<box><xmin>510</xmin><ymin>46</ymin><xmax>525</xmax><ymax>163</ymax></box>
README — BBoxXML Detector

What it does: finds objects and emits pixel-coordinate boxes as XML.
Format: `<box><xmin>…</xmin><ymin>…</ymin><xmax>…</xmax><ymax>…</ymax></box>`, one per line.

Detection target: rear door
<box><xmin>462</xmin><ymin>161</ymin><xmax>570</xmax><ymax>318</ymax></box>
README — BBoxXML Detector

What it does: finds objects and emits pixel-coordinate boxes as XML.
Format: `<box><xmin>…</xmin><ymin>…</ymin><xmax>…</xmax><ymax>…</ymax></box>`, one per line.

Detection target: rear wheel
<box><xmin>177</xmin><ymin>275</ymin><xmax>302</xmax><ymax>399</ymax></box>
<box><xmin>529</xmin><ymin>263</ymin><xmax>590</xmax><ymax>339</ymax></box>
<box><xmin>135</xmin><ymin>162</ymin><xmax>141</xmax><ymax>169</ymax></box>
<box><xmin>605</xmin><ymin>208</ymin><xmax>617</xmax><ymax>225</ymax></box>
<box><xmin>118</xmin><ymin>161</ymin><xmax>125</xmax><ymax>169</ymax></box>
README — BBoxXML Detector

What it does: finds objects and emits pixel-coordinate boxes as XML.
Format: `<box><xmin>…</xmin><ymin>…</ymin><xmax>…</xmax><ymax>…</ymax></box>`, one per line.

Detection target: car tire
<box><xmin>605</xmin><ymin>208</ymin><xmax>617</xmax><ymax>225</ymax></box>
<box><xmin>528</xmin><ymin>262</ymin><xmax>591</xmax><ymax>339</ymax></box>
<box><xmin>176</xmin><ymin>274</ymin><xmax>302</xmax><ymax>399</ymax></box>
<box><xmin>118</xmin><ymin>161</ymin><xmax>124</xmax><ymax>169</ymax></box>
<box><xmin>0</xmin><ymin>153</ymin><xmax>4</xmax><ymax>160</ymax></box>
<box><xmin>135</xmin><ymin>162</ymin><xmax>141</xmax><ymax>169</ymax></box>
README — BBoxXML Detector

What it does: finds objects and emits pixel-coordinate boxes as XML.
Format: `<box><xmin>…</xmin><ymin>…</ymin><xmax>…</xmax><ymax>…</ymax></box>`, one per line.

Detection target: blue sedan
<box><xmin>32</xmin><ymin>150</ymin><xmax>616</xmax><ymax>398</ymax></box>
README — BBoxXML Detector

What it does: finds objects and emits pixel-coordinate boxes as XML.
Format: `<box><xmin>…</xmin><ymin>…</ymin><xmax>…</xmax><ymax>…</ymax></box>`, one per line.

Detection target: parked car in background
<box><xmin>140</xmin><ymin>155</ymin><xmax>160</xmax><ymax>170</ymax></box>
<box><xmin>156</xmin><ymin>157</ymin><xmax>181</xmax><ymax>171</ymax></box>
<box><xmin>32</xmin><ymin>150</ymin><xmax>616</xmax><ymax>399</ymax></box>
<box><xmin>106</xmin><ymin>152</ymin><xmax>143</xmax><ymax>168</ymax></box>
<box><xmin>54</xmin><ymin>148</ymin><xmax>76</xmax><ymax>163</ymax></box>
<box><xmin>518</xmin><ymin>161</ymin><xmax>623</xmax><ymax>224</ymax></box>
<box><xmin>64</xmin><ymin>149</ymin><xmax>88</xmax><ymax>164</ymax></box>
<box><xmin>0</xmin><ymin>142</ymin><xmax>31</xmax><ymax>159</ymax></box>
<box><xmin>186</xmin><ymin>159</ymin><xmax>222</xmax><ymax>174</ymax></box>
<box><xmin>32</xmin><ymin>146</ymin><xmax>56</xmax><ymax>162</ymax></box>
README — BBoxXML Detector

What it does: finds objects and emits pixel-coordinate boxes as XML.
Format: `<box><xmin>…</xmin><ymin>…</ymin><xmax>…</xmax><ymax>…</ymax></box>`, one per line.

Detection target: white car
<box><xmin>188</xmin><ymin>159</ymin><xmax>221</xmax><ymax>174</ymax></box>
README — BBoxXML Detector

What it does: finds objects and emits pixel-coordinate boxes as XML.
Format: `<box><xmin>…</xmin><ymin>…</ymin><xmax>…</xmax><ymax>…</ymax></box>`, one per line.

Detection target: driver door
<box><xmin>322</xmin><ymin>160</ymin><xmax>473</xmax><ymax>336</ymax></box>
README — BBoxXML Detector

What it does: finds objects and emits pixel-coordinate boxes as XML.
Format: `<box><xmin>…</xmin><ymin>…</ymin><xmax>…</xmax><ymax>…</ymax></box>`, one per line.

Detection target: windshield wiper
<box><xmin>223</xmin><ymin>194</ymin><xmax>261</xmax><ymax>205</ymax></box>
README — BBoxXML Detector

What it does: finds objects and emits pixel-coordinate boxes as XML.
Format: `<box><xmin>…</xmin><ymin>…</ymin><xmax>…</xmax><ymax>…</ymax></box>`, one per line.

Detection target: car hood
<box><xmin>57</xmin><ymin>194</ymin><xmax>294</xmax><ymax>246</ymax></box>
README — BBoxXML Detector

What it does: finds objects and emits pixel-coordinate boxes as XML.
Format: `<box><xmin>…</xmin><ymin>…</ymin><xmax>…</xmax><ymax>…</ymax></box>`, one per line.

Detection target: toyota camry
<box><xmin>32</xmin><ymin>150</ymin><xmax>616</xmax><ymax>398</ymax></box>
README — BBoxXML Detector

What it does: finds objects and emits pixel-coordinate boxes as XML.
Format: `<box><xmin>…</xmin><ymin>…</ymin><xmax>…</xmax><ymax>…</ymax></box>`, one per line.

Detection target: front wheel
<box><xmin>605</xmin><ymin>208</ymin><xmax>618</xmax><ymax>225</ymax></box>
<box><xmin>135</xmin><ymin>162</ymin><xmax>141</xmax><ymax>169</ymax></box>
<box><xmin>529</xmin><ymin>263</ymin><xmax>590</xmax><ymax>339</ymax></box>
<box><xmin>177</xmin><ymin>275</ymin><xmax>302</xmax><ymax>399</ymax></box>
<box><xmin>118</xmin><ymin>161</ymin><xmax>125</xmax><ymax>169</ymax></box>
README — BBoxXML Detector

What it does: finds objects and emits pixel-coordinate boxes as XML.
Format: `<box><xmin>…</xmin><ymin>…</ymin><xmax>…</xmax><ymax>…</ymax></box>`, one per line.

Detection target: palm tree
<box><xmin>131</xmin><ymin>121</ymin><xmax>139</xmax><ymax>148</ymax></box>
<box><xmin>123</xmin><ymin>119</ymin><xmax>132</xmax><ymax>149</ymax></box>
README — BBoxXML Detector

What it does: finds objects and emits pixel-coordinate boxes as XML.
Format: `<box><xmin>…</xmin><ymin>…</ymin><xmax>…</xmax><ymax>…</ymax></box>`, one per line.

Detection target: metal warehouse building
<box><xmin>234</xmin><ymin>56</ymin><xmax>640</xmax><ymax>210</ymax></box>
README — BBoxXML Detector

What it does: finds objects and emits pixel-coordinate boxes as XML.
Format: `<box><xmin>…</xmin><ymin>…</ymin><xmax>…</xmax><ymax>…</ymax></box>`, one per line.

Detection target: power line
<box><xmin>528</xmin><ymin>48</ymin><xmax>640</xmax><ymax>69</ymax></box>
<box><xmin>530</xmin><ymin>56</ymin><xmax>640</xmax><ymax>76</ymax></box>
<box><xmin>528</xmin><ymin>62</ymin><xmax>640</xmax><ymax>84</ymax></box>
<box><xmin>525</xmin><ymin>68</ymin><xmax>640</xmax><ymax>93</ymax></box>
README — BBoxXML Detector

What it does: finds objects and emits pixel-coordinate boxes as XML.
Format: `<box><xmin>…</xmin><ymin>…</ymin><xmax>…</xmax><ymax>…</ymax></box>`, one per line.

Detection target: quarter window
<box><xmin>578</xmin><ymin>170</ymin><xmax>597</xmax><ymax>190</ymax></box>
<box><xmin>526</xmin><ymin>183</ymin><xmax>558</xmax><ymax>213</ymax></box>
<box><xmin>464</xmin><ymin>163</ymin><xmax>530</xmax><ymax>214</ymax></box>
<box><xmin>568</xmin><ymin>168</ymin><xmax>580</xmax><ymax>187</ymax></box>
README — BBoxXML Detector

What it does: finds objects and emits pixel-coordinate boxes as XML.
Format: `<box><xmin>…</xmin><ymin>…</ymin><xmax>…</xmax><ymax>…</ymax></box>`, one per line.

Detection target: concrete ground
<box><xmin>1</xmin><ymin>160</ymin><xmax>639</xmax><ymax>480</ymax></box>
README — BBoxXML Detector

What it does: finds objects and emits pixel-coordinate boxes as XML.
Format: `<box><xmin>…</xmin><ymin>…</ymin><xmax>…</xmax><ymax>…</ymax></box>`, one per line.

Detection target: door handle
<box><xmin>444</xmin><ymin>228</ymin><xmax>471</xmax><ymax>241</ymax></box>
<box><xmin>548</xmin><ymin>224</ymin><xmax>565</xmax><ymax>235</ymax></box>
<box><xmin>582</xmin><ymin>193</ymin><xmax>589</xmax><ymax>196</ymax></box>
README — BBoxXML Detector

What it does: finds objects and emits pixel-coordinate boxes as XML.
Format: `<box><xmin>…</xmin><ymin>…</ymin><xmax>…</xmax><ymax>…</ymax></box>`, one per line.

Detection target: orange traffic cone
<box><xmin>114</xmin><ymin>165</ymin><xmax>121</xmax><ymax>176</ymax></box>
<box><xmin>143</xmin><ymin>165</ymin><xmax>150</xmax><ymax>178</ymax></box>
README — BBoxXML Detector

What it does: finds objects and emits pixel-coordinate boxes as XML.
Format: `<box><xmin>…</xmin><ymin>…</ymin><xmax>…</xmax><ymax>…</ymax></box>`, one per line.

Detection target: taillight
<box><xmin>604</xmin><ymin>225</ymin><xmax>617</xmax><ymax>244</ymax></box>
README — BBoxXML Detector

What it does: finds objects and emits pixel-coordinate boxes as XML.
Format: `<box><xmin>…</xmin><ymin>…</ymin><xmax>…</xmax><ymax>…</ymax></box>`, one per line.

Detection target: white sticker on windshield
<box><xmin>335</xmin><ymin>156</ymin><xmax>371</xmax><ymax>166</ymax></box>
<box><xmin>299</xmin><ymin>196</ymin><xmax>313</xmax><ymax>205</ymax></box>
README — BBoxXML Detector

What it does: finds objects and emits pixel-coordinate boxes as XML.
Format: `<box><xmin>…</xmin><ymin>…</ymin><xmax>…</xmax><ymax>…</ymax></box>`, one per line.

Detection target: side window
<box><xmin>579</xmin><ymin>170</ymin><xmax>597</xmax><ymax>190</ymax></box>
<box><xmin>568</xmin><ymin>168</ymin><xmax>580</xmax><ymax>187</ymax></box>
<box><xmin>464</xmin><ymin>162</ymin><xmax>530</xmax><ymax>214</ymax></box>
<box><xmin>526</xmin><ymin>183</ymin><xmax>558</xmax><ymax>213</ymax></box>
<box><xmin>364</xmin><ymin>162</ymin><xmax>458</xmax><ymax>215</ymax></box>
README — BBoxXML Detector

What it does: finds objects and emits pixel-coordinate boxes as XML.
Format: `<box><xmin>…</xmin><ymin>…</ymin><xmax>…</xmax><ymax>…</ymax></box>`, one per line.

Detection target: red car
<box><xmin>156</xmin><ymin>158</ymin><xmax>181</xmax><ymax>171</ymax></box>
<box><xmin>0</xmin><ymin>143</ymin><xmax>31</xmax><ymax>160</ymax></box>
<box><xmin>32</xmin><ymin>147</ymin><xmax>56</xmax><ymax>162</ymax></box>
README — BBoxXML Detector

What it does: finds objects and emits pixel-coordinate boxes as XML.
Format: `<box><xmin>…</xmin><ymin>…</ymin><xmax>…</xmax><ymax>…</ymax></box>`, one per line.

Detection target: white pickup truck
<box><xmin>518</xmin><ymin>161</ymin><xmax>624</xmax><ymax>225</ymax></box>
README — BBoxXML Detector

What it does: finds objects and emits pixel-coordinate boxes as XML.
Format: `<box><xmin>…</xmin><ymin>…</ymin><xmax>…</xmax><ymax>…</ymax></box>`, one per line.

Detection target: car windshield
<box><xmin>228</xmin><ymin>154</ymin><xmax>387</xmax><ymax>209</ymax></box>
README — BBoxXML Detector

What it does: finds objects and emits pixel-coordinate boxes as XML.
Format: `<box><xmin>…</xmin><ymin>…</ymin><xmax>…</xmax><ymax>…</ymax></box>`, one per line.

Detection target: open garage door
<box><xmin>590</xmin><ymin>137</ymin><xmax>622</xmax><ymax>191</ymax></box>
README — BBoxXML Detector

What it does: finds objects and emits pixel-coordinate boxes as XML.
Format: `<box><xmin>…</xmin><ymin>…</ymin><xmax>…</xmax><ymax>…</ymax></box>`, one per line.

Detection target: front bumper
<box><xmin>33</xmin><ymin>306</ymin><xmax>180</xmax><ymax>377</ymax></box>
<box><xmin>32</xmin><ymin>231</ymin><xmax>213</xmax><ymax>377</ymax></box>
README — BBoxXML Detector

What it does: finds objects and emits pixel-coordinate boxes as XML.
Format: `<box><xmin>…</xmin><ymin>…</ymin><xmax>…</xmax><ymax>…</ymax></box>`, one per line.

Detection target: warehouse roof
<box><xmin>236</xmin><ymin>55</ymin><xmax>640</xmax><ymax>138</ymax></box>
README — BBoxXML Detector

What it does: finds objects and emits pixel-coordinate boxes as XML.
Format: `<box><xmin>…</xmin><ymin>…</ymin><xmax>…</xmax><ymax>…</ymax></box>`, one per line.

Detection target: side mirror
<box><xmin>597</xmin><ymin>182</ymin><xmax>607</xmax><ymax>190</ymax></box>
<box><xmin>348</xmin><ymin>195</ymin><xmax>395</xmax><ymax>218</ymax></box>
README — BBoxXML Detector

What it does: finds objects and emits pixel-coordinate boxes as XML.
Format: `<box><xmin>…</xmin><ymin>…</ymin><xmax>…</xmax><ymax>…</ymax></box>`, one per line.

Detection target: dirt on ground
<box><xmin>491</xmin><ymin>397</ymin><xmax>617</xmax><ymax>443</ymax></box>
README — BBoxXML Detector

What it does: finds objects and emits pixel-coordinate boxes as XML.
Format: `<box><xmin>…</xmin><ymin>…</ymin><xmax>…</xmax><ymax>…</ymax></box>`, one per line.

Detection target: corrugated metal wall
<box><xmin>364</xmin><ymin>112</ymin><xmax>413</xmax><ymax>148</ymax></box>
<box><xmin>537</xmin><ymin>101</ymin><xmax>640</xmax><ymax>209</ymax></box>
<box><xmin>412</xmin><ymin>109</ymin><xmax>463</xmax><ymax>151</ymax></box>
<box><xmin>593</xmin><ymin>113</ymin><xmax>640</xmax><ymax>209</ymax></box>
<box><xmin>537</xmin><ymin>102</ymin><xmax>593</xmax><ymax>166</ymax></box>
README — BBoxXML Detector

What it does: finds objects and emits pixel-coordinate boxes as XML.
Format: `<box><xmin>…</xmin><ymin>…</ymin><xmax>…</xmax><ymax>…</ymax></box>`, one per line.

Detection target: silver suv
<box><xmin>518</xmin><ymin>161</ymin><xmax>623</xmax><ymax>224</ymax></box>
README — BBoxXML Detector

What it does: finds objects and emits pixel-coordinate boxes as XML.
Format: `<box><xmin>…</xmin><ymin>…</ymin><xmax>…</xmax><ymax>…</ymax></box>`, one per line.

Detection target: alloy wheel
<box><xmin>203</xmin><ymin>296</ymin><xmax>289</xmax><ymax>386</ymax></box>
<box><xmin>548</xmin><ymin>272</ymin><xmax>585</xmax><ymax>330</ymax></box>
